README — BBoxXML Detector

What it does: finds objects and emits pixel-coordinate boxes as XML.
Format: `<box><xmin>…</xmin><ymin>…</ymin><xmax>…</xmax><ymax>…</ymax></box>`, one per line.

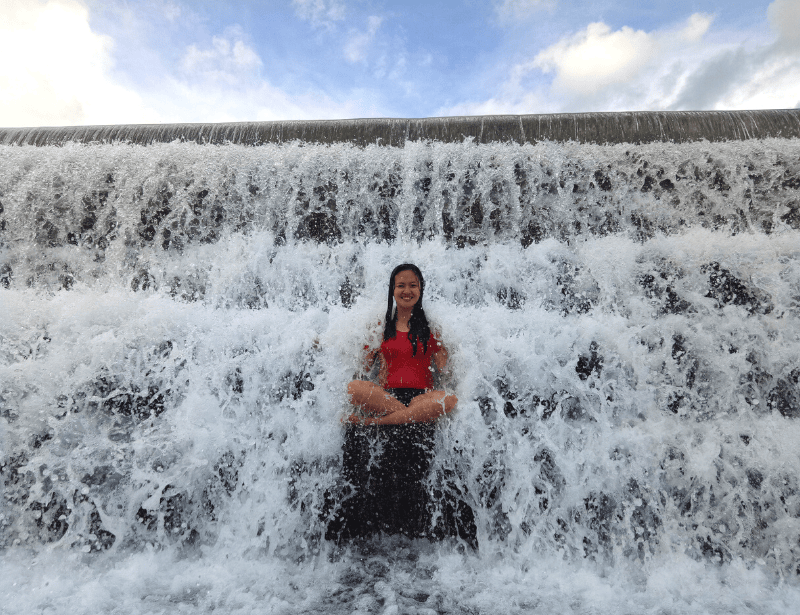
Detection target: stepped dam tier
<box><xmin>2</xmin><ymin>109</ymin><xmax>800</xmax><ymax>146</ymax></box>
<box><xmin>2</xmin><ymin>111</ymin><xmax>800</xmax><ymax>614</ymax></box>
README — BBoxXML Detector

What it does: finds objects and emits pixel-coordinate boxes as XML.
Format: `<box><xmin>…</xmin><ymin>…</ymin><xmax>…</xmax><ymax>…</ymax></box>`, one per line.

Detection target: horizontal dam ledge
<box><xmin>2</xmin><ymin>110</ymin><xmax>800</xmax><ymax>146</ymax></box>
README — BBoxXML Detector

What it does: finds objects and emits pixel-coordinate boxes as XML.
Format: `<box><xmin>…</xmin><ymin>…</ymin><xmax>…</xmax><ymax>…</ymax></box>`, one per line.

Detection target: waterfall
<box><xmin>2</xmin><ymin>112</ymin><xmax>800</xmax><ymax>614</ymax></box>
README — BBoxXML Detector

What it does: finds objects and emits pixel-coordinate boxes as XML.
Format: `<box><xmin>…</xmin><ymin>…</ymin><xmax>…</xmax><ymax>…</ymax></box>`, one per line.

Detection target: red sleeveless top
<box><xmin>380</xmin><ymin>331</ymin><xmax>440</xmax><ymax>389</ymax></box>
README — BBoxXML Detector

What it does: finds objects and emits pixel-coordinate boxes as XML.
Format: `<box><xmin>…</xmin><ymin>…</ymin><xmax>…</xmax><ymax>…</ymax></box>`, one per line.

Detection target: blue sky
<box><xmin>1</xmin><ymin>0</ymin><xmax>799</xmax><ymax>127</ymax></box>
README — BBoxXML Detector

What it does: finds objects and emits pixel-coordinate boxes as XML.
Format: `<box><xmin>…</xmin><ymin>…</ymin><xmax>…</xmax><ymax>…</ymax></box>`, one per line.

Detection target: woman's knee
<box><xmin>348</xmin><ymin>380</ymin><xmax>381</xmax><ymax>404</ymax></box>
<box><xmin>426</xmin><ymin>392</ymin><xmax>457</xmax><ymax>413</ymax></box>
<box><xmin>348</xmin><ymin>380</ymin><xmax>371</xmax><ymax>394</ymax></box>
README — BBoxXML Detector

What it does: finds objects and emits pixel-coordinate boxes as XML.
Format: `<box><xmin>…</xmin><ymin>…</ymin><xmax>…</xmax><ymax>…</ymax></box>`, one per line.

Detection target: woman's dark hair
<box><xmin>384</xmin><ymin>263</ymin><xmax>431</xmax><ymax>356</ymax></box>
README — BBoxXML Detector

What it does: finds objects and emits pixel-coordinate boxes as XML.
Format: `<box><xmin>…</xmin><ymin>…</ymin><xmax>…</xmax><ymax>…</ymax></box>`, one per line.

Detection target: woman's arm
<box><xmin>361</xmin><ymin>345</ymin><xmax>388</xmax><ymax>387</ymax></box>
<box><xmin>432</xmin><ymin>341</ymin><xmax>448</xmax><ymax>372</ymax></box>
<box><xmin>364</xmin><ymin>321</ymin><xmax>383</xmax><ymax>372</ymax></box>
<box><xmin>363</xmin><ymin>346</ymin><xmax>379</xmax><ymax>372</ymax></box>
<box><xmin>431</xmin><ymin>335</ymin><xmax>450</xmax><ymax>384</ymax></box>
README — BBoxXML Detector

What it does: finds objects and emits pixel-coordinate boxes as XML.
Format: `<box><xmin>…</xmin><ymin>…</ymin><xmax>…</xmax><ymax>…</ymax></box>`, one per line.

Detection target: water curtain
<box><xmin>2</xmin><ymin>111</ymin><xmax>800</xmax><ymax>613</ymax></box>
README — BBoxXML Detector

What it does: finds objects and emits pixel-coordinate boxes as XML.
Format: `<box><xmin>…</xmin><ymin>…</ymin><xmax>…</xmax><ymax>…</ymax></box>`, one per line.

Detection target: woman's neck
<box><xmin>395</xmin><ymin>307</ymin><xmax>413</xmax><ymax>331</ymax></box>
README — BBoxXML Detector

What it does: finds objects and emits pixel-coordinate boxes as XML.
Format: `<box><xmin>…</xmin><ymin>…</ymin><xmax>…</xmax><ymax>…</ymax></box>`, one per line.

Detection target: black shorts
<box><xmin>386</xmin><ymin>388</ymin><xmax>426</xmax><ymax>406</ymax></box>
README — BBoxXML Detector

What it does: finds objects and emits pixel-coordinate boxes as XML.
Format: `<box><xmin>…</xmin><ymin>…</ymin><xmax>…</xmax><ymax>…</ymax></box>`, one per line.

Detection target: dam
<box><xmin>2</xmin><ymin>110</ymin><xmax>800</xmax><ymax>613</ymax></box>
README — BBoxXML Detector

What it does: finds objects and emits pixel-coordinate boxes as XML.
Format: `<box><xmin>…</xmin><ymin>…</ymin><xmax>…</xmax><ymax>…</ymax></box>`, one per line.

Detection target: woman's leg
<box><xmin>408</xmin><ymin>390</ymin><xmax>457</xmax><ymax>418</ymax></box>
<box><xmin>370</xmin><ymin>390</ymin><xmax>458</xmax><ymax>425</ymax></box>
<box><xmin>347</xmin><ymin>380</ymin><xmax>407</xmax><ymax>416</ymax></box>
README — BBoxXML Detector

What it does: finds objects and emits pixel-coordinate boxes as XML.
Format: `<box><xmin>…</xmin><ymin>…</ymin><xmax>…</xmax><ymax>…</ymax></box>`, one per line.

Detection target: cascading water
<box><xmin>2</xmin><ymin>113</ymin><xmax>800</xmax><ymax>614</ymax></box>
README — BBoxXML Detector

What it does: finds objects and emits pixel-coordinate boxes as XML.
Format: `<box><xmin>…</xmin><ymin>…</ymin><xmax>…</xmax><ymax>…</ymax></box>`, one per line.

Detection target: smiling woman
<box><xmin>346</xmin><ymin>263</ymin><xmax>457</xmax><ymax>426</ymax></box>
<box><xmin>325</xmin><ymin>263</ymin><xmax>475</xmax><ymax>545</ymax></box>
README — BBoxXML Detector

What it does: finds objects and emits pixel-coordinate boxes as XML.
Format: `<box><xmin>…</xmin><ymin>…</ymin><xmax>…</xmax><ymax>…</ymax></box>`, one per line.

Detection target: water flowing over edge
<box><xmin>2</xmin><ymin>135</ymin><xmax>800</xmax><ymax>614</ymax></box>
<box><xmin>2</xmin><ymin>109</ymin><xmax>800</xmax><ymax>147</ymax></box>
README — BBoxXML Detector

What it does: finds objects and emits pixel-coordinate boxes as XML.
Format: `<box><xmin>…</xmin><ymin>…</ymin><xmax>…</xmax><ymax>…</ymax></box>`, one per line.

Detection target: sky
<box><xmin>1</xmin><ymin>0</ymin><xmax>799</xmax><ymax>127</ymax></box>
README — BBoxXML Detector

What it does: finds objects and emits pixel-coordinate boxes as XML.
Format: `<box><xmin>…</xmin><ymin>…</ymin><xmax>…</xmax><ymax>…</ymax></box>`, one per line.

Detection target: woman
<box><xmin>346</xmin><ymin>263</ymin><xmax>458</xmax><ymax>426</ymax></box>
<box><xmin>325</xmin><ymin>264</ymin><xmax>475</xmax><ymax>546</ymax></box>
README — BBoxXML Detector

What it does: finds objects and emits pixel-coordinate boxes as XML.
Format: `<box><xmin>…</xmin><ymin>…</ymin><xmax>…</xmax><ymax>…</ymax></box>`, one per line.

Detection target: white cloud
<box><xmin>531</xmin><ymin>14</ymin><xmax>713</xmax><ymax>96</ymax></box>
<box><xmin>681</xmin><ymin>12</ymin><xmax>714</xmax><ymax>43</ymax></box>
<box><xmin>161</xmin><ymin>1</ymin><xmax>182</xmax><ymax>22</ymax></box>
<box><xmin>159</xmin><ymin>76</ymin><xmax>376</xmax><ymax>123</ymax></box>
<box><xmin>292</xmin><ymin>0</ymin><xmax>346</xmax><ymax>30</ymax></box>
<box><xmin>768</xmin><ymin>0</ymin><xmax>800</xmax><ymax>49</ymax></box>
<box><xmin>717</xmin><ymin>56</ymin><xmax>800</xmax><ymax>109</ymax></box>
<box><xmin>182</xmin><ymin>28</ymin><xmax>262</xmax><ymax>83</ymax></box>
<box><xmin>343</xmin><ymin>15</ymin><xmax>383</xmax><ymax>63</ymax></box>
<box><xmin>533</xmin><ymin>23</ymin><xmax>657</xmax><ymax>95</ymax></box>
<box><xmin>440</xmin><ymin>9</ymin><xmax>797</xmax><ymax>116</ymax></box>
<box><xmin>0</xmin><ymin>0</ymin><xmax>375</xmax><ymax>127</ymax></box>
<box><xmin>0</xmin><ymin>0</ymin><xmax>157</xmax><ymax>127</ymax></box>
<box><xmin>668</xmin><ymin>4</ymin><xmax>800</xmax><ymax>110</ymax></box>
<box><xmin>151</xmin><ymin>23</ymin><xmax>380</xmax><ymax>122</ymax></box>
<box><xmin>443</xmin><ymin>91</ymin><xmax>557</xmax><ymax>117</ymax></box>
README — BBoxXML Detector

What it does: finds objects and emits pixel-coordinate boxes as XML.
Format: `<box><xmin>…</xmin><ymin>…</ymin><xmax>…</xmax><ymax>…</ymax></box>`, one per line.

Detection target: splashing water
<box><xmin>2</xmin><ymin>137</ymin><xmax>800</xmax><ymax>614</ymax></box>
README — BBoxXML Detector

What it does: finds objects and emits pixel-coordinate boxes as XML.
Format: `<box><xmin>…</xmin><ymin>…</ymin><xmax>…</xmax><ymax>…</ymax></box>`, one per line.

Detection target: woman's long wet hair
<box><xmin>384</xmin><ymin>263</ymin><xmax>431</xmax><ymax>356</ymax></box>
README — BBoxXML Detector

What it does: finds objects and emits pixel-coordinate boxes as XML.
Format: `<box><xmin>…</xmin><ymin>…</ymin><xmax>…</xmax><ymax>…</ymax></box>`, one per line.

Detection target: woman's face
<box><xmin>393</xmin><ymin>269</ymin><xmax>421</xmax><ymax>311</ymax></box>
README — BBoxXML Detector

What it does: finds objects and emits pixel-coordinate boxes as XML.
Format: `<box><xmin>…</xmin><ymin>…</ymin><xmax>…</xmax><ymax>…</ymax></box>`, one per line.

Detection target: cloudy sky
<box><xmin>1</xmin><ymin>0</ymin><xmax>799</xmax><ymax>127</ymax></box>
